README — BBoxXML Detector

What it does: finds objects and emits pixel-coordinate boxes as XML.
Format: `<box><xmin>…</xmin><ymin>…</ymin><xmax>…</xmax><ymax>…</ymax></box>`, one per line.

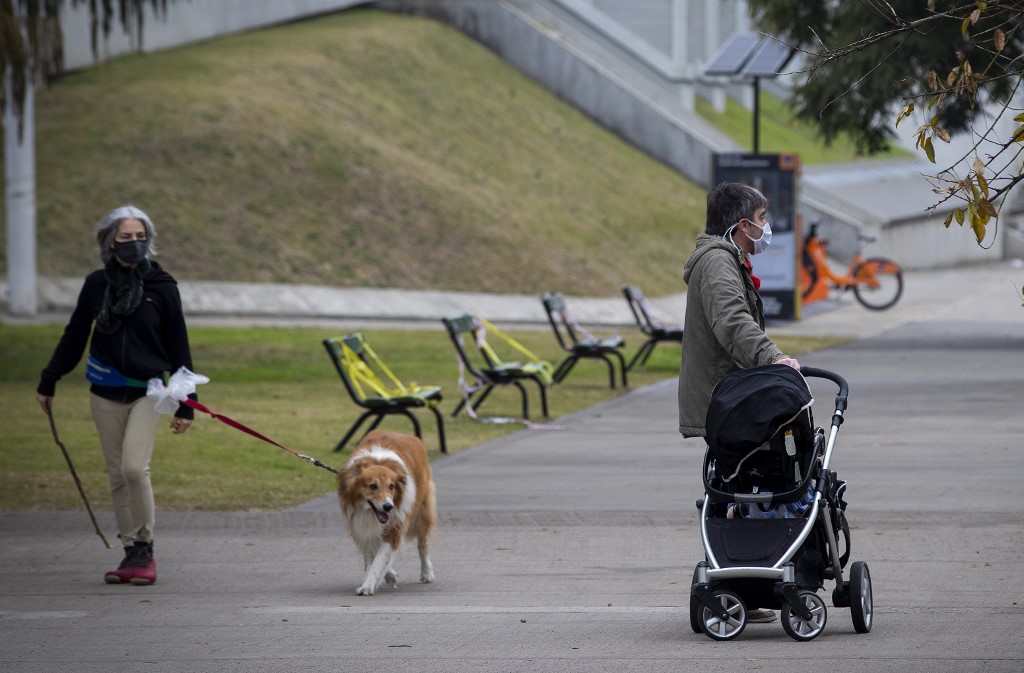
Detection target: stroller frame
<box><xmin>690</xmin><ymin>366</ymin><xmax>873</xmax><ymax>641</ymax></box>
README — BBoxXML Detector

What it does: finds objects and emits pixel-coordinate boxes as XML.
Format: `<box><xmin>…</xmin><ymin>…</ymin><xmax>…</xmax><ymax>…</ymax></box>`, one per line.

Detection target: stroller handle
<box><xmin>800</xmin><ymin>366</ymin><xmax>849</xmax><ymax>419</ymax></box>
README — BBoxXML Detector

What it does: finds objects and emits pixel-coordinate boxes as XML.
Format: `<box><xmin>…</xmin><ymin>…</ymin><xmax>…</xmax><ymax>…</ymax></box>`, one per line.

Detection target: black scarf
<box><xmin>95</xmin><ymin>258</ymin><xmax>150</xmax><ymax>334</ymax></box>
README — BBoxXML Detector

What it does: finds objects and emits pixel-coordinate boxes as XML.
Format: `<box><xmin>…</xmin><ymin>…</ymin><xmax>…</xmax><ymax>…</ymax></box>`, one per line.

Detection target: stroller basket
<box><xmin>704</xmin><ymin>517</ymin><xmax>806</xmax><ymax>568</ymax></box>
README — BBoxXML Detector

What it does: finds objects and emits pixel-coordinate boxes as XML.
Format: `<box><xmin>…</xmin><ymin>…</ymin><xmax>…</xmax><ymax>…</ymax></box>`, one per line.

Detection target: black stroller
<box><xmin>689</xmin><ymin>364</ymin><xmax>873</xmax><ymax>641</ymax></box>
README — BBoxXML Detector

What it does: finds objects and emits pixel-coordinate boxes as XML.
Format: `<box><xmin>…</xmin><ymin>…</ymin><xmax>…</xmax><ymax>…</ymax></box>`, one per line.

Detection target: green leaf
<box><xmin>924</xmin><ymin>136</ymin><xmax>936</xmax><ymax>163</ymax></box>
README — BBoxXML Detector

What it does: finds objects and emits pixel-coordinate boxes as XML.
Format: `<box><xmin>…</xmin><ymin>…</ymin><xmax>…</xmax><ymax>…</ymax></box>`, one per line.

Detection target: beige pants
<box><xmin>90</xmin><ymin>394</ymin><xmax>162</xmax><ymax>546</ymax></box>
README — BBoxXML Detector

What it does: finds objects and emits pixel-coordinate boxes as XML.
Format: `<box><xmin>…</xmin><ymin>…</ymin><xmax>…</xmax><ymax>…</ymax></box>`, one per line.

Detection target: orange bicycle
<box><xmin>800</xmin><ymin>222</ymin><xmax>904</xmax><ymax>311</ymax></box>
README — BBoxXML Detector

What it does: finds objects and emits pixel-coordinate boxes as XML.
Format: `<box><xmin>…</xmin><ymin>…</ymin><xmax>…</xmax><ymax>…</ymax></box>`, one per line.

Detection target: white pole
<box><xmin>4</xmin><ymin>72</ymin><xmax>38</xmax><ymax>317</ymax></box>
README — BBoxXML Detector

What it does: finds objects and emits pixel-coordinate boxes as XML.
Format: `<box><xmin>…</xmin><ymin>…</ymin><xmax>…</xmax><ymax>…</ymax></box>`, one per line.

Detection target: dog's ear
<box><xmin>398</xmin><ymin>475</ymin><xmax>408</xmax><ymax>486</ymax></box>
<box><xmin>344</xmin><ymin>458</ymin><xmax>367</xmax><ymax>476</ymax></box>
<box><xmin>338</xmin><ymin>459</ymin><xmax>364</xmax><ymax>492</ymax></box>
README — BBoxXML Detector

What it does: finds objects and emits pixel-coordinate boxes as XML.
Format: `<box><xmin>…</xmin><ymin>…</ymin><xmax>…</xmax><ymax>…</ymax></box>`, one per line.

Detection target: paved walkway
<box><xmin>1</xmin><ymin>259</ymin><xmax>1023</xmax><ymax>672</ymax></box>
<box><xmin>7</xmin><ymin>260</ymin><xmax>1023</xmax><ymax>338</ymax></box>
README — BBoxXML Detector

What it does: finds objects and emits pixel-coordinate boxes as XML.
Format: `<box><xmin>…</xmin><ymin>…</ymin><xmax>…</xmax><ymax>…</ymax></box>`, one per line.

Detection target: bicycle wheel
<box><xmin>852</xmin><ymin>257</ymin><xmax>903</xmax><ymax>310</ymax></box>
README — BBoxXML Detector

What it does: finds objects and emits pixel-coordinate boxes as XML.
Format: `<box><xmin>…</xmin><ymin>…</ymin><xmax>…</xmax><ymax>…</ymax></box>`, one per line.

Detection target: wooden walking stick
<box><xmin>45</xmin><ymin>409</ymin><xmax>113</xmax><ymax>549</ymax></box>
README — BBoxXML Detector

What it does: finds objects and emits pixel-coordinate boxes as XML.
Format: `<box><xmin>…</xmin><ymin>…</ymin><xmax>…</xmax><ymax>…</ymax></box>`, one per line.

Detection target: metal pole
<box><xmin>752</xmin><ymin>76</ymin><xmax>761</xmax><ymax>155</ymax></box>
<box><xmin>4</xmin><ymin>35</ymin><xmax>39</xmax><ymax>317</ymax></box>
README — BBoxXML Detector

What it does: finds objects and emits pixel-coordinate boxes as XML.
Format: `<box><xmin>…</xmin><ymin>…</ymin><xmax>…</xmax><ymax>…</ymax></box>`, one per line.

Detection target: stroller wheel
<box><xmin>850</xmin><ymin>561</ymin><xmax>873</xmax><ymax>633</ymax></box>
<box><xmin>781</xmin><ymin>590</ymin><xmax>828</xmax><ymax>641</ymax></box>
<box><xmin>700</xmin><ymin>590</ymin><xmax>747</xmax><ymax>641</ymax></box>
<box><xmin>689</xmin><ymin>567</ymin><xmax>703</xmax><ymax>634</ymax></box>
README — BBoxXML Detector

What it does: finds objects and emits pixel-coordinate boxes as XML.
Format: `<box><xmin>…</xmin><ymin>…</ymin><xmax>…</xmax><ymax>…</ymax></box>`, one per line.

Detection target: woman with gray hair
<box><xmin>36</xmin><ymin>205</ymin><xmax>197</xmax><ymax>586</ymax></box>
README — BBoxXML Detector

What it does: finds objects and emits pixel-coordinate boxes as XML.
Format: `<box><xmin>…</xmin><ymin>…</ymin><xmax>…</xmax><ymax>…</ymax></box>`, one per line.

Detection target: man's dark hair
<box><xmin>705</xmin><ymin>182</ymin><xmax>768</xmax><ymax>236</ymax></box>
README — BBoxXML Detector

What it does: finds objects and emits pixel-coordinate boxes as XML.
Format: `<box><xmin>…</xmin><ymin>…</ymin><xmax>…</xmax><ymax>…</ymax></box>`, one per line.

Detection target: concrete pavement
<box><xmin>1</xmin><ymin>259</ymin><xmax>1023</xmax><ymax>672</ymax></box>
<box><xmin>8</xmin><ymin>259</ymin><xmax>1024</xmax><ymax>336</ymax></box>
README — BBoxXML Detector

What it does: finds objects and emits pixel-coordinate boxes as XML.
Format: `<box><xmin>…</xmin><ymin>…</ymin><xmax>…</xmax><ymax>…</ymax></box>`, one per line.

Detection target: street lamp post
<box><xmin>4</xmin><ymin>68</ymin><xmax>38</xmax><ymax>317</ymax></box>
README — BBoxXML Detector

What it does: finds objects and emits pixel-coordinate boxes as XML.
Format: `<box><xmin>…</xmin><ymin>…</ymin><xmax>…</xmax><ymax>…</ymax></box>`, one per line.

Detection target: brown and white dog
<box><xmin>337</xmin><ymin>429</ymin><xmax>436</xmax><ymax>596</ymax></box>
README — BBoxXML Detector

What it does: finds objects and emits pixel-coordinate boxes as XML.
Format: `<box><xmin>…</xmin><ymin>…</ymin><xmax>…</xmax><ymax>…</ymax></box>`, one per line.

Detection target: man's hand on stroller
<box><xmin>773</xmin><ymin>356</ymin><xmax>801</xmax><ymax>370</ymax></box>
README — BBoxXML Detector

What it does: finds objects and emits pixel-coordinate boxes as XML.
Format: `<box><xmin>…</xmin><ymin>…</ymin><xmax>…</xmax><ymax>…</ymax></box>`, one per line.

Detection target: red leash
<box><xmin>181</xmin><ymin>399</ymin><xmax>338</xmax><ymax>475</ymax></box>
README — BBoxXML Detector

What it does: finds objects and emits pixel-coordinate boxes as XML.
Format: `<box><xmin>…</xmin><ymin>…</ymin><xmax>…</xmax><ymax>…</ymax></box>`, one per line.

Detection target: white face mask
<box><xmin>743</xmin><ymin>219</ymin><xmax>772</xmax><ymax>255</ymax></box>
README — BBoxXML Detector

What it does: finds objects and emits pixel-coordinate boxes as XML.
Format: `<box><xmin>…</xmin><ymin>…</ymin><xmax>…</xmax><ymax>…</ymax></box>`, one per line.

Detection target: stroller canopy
<box><xmin>706</xmin><ymin>364</ymin><xmax>814</xmax><ymax>482</ymax></box>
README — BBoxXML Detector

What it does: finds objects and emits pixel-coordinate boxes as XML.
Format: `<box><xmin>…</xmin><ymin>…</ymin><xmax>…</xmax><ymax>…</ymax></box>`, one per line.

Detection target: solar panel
<box><xmin>741</xmin><ymin>39</ymin><xmax>793</xmax><ymax>77</ymax></box>
<box><xmin>704</xmin><ymin>32</ymin><xmax>761</xmax><ymax>76</ymax></box>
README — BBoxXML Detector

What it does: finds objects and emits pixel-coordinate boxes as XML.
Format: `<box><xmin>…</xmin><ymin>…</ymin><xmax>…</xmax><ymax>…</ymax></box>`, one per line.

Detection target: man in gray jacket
<box><xmin>678</xmin><ymin>181</ymin><xmax>800</xmax><ymax>437</ymax></box>
<box><xmin>678</xmin><ymin>181</ymin><xmax>800</xmax><ymax>622</ymax></box>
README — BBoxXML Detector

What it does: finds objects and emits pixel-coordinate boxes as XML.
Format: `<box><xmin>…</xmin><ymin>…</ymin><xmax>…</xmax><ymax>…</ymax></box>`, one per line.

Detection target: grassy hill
<box><xmin>6</xmin><ymin>7</ymin><xmax>892</xmax><ymax>298</ymax></box>
<box><xmin>13</xmin><ymin>8</ymin><xmax>707</xmax><ymax>297</ymax></box>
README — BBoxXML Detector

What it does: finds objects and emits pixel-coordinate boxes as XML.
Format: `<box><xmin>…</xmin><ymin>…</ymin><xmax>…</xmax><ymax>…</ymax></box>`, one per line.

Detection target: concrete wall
<box><xmin>60</xmin><ymin>0</ymin><xmax>372</xmax><ymax>70</ymax></box>
<box><xmin>514</xmin><ymin>0</ymin><xmax>695</xmax><ymax>106</ymax></box>
<box><xmin>595</xmin><ymin>0</ymin><xmax>672</xmax><ymax>56</ymax></box>
<box><xmin>389</xmin><ymin>0</ymin><xmax>736</xmax><ymax>188</ymax></box>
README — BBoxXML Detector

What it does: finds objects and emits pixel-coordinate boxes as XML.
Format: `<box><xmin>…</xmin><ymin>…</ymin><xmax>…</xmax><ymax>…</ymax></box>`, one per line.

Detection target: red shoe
<box><xmin>128</xmin><ymin>541</ymin><xmax>157</xmax><ymax>586</ymax></box>
<box><xmin>104</xmin><ymin>546</ymin><xmax>137</xmax><ymax>584</ymax></box>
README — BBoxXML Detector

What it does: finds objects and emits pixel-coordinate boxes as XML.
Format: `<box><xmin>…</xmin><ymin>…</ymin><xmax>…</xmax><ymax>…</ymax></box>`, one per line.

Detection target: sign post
<box><xmin>713</xmin><ymin>152</ymin><xmax>801</xmax><ymax>321</ymax></box>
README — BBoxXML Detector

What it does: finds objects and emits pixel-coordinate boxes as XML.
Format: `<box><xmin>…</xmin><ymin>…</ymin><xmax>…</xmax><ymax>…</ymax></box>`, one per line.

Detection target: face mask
<box><xmin>744</xmin><ymin>220</ymin><xmax>772</xmax><ymax>255</ymax></box>
<box><xmin>112</xmin><ymin>239</ymin><xmax>149</xmax><ymax>265</ymax></box>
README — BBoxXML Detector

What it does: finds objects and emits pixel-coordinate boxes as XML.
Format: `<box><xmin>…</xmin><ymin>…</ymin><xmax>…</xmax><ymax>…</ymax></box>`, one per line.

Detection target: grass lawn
<box><xmin>696</xmin><ymin>93</ymin><xmax>910</xmax><ymax>163</ymax></box>
<box><xmin>0</xmin><ymin>323</ymin><xmax>846</xmax><ymax>512</ymax></box>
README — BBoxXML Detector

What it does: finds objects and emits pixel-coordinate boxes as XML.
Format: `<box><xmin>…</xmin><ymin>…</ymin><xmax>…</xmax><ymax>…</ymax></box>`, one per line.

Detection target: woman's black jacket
<box><xmin>37</xmin><ymin>261</ymin><xmax>196</xmax><ymax>419</ymax></box>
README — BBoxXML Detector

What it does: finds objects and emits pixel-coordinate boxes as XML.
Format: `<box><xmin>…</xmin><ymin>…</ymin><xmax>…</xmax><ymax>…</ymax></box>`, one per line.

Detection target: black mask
<box><xmin>112</xmin><ymin>239</ymin><xmax>149</xmax><ymax>265</ymax></box>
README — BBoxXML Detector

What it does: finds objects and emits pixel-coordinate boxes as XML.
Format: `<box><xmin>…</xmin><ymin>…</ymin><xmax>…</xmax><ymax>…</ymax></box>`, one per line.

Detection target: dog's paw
<box><xmin>420</xmin><ymin>565</ymin><xmax>435</xmax><ymax>584</ymax></box>
<box><xmin>355</xmin><ymin>583</ymin><xmax>376</xmax><ymax>596</ymax></box>
<box><xmin>384</xmin><ymin>569</ymin><xmax>399</xmax><ymax>588</ymax></box>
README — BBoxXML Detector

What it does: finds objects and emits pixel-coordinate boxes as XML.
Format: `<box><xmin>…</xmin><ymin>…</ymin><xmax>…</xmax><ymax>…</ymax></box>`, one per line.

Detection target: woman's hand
<box><xmin>36</xmin><ymin>394</ymin><xmax>53</xmax><ymax>414</ymax></box>
<box><xmin>170</xmin><ymin>417</ymin><xmax>192</xmax><ymax>434</ymax></box>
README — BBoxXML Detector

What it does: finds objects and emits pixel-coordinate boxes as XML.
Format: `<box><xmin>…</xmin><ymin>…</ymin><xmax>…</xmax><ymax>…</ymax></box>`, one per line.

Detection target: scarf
<box><xmin>95</xmin><ymin>259</ymin><xmax>150</xmax><ymax>334</ymax></box>
<box><xmin>744</xmin><ymin>259</ymin><xmax>762</xmax><ymax>291</ymax></box>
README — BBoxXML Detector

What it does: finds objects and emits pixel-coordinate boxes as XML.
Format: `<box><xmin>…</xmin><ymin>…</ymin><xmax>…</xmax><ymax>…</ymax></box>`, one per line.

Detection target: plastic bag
<box><xmin>147</xmin><ymin>367</ymin><xmax>210</xmax><ymax>414</ymax></box>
